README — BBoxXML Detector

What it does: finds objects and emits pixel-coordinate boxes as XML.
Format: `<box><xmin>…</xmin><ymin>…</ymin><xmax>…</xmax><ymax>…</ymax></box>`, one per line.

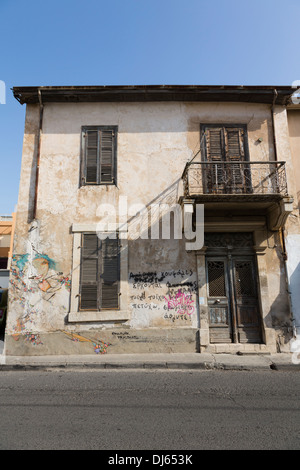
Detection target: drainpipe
<box><xmin>32</xmin><ymin>88</ymin><xmax>44</xmax><ymax>221</ymax></box>
<box><xmin>271</xmin><ymin>88</ymin><xmax>278</xmax><ymax>161</ymax></box>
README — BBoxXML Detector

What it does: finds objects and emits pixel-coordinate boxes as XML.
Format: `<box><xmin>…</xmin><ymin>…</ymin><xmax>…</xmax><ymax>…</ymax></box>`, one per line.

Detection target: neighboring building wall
<box><xmin>0</xmin><ymin>214</ymin><xmax>15</xmax><ymax>288</ymax></box>
<box><xmin>287</xmin><ymin>107</ymin><xmax>300</xmax><ymax>338</ymax></box>
<box><xmin>6</xmin><ymin>100</ymin><xmax>298</xmax><ymax>355</ymax></box>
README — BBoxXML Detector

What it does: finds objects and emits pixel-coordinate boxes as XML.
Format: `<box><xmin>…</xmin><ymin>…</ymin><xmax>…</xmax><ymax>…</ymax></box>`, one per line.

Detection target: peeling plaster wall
<box><xmin>6</xmin><ymin>101</ymin><xmax>299</xmax><ymax>355</ymax></box>
<box><xmin>287</xmin><ymin>109</ymin><xmax>300</xmax><ymax>337</ymax></box>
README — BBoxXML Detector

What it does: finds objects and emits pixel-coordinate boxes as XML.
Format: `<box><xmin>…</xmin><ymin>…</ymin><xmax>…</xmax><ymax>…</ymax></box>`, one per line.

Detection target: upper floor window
<box><xmin>80</xmin><ymin>126</ymin><xmax>118</xmax><ymax>185</ymax></box>
<box><xmin>201</xmin><ymin>124</ymin><xmax>249</xmax><ymax>163</ymax></box>
<box><xmin>200</xmin><ymin>124</ymin><xmax>250</xmax><ymax>193</ymax></box>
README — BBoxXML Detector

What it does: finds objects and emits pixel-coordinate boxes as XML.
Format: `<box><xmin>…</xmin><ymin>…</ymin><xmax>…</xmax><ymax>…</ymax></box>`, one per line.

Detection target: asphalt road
<box><xmin>0</xmin><ymin>369</ymin><xmax>299</xmax><ymax>450</ymax></box>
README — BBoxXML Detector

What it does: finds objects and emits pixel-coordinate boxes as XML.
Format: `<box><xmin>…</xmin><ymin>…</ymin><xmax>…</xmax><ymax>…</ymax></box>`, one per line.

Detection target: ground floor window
<box><xmin>69</xmin><ymin>224</ymin><xmax>129</xmax><ymax>322</ymax></box>
<box><xmin>80</xmin><ymin>234</ymin><xmax>120</xmax><ymax>311</ymax></box>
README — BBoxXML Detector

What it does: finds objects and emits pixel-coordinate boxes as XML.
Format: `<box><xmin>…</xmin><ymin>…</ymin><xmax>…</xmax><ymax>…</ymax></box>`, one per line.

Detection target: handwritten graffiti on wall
<box><xmin>129</xmin><ymin>270</ymin><xmax>197</xmax><ymax>324</ymax></box>
<box><xmin>129</xmin><ymin>270</ymin><xmax>194</xmax><ymax>289</ymax></box>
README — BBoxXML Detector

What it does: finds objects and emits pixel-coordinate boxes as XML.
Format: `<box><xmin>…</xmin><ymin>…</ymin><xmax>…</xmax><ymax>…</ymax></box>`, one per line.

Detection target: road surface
<box><xmin>0</xmin><ymin>368</ymin><xmax>299</xmax><ymax>450</ymax></box>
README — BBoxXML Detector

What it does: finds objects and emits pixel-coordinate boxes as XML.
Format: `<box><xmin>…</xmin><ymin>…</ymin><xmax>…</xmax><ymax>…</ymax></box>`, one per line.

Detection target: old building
<box><xmin>5</xmin><ymin>85</ymin><xmax>299</xmax><ymax>356</ymax></box>
<box><xmin>0</xmin><ymin>214</ymin><xmax>16</xmax><ymax>288</ymax></box>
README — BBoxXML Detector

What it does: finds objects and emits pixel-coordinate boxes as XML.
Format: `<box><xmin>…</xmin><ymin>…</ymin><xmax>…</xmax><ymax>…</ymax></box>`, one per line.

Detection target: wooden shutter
<box><xmin>205</xmin><ymin>127</ymin><xmax>225</xmax><ymax>192</ymax></box>
<box><xmin>100</xmin><ymin>237</ymin><xmax>120</xmax><ymax>309</ymax></box>
<box><xmin>100</xmin><ymin>130</ymin><xmax>115</xmax><ymax>183</ymax></box>
<box><xmin>224</xmin><ymin>128</ymin><xmax>246</xmax><ymax>190</ymax></box>
<box><xmin>206</xmin><ymin>127</ymin><xmax>224</xmax><ymax>162</ymax></box>
<box><xmin>225</xmin><ymin>128</ymin><xmax>245</xmax><ymax>161</ymax></box>
<box><xmin>80</xmin><ymin>234</ymin><xmax>99</xmax><ymax>310</ymax></box>
<box><xmin>80</xmin><ymin>234</ymin><xmax>120</xmax><ymax>311</ymax></box>
<box><xmin>85</xmin><ymin>130</ymin><xmax>98</xmax><ymax>183</ymax></box>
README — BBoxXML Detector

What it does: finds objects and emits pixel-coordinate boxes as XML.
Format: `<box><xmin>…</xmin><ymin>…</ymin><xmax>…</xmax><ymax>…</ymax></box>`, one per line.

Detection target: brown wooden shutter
<box><xmin>206</xmin><ymin>127</ymin><xmax>224</xmax><ymax>162</ymax></box>
<box><xmin>85</xmin><ymin>131</ymin><xmax>98</xmax><ymax>183</ymax></box>
<box><xmin>80</xmin><ymin>234</ymin><xmax>99</xmax><ymax>310</ymax></box>
<box><xmin>100</xmin><ymin>130</ymin><xmax>114</xmax><ymax>183</ymax></box>
<box><xmin>224</xmin><ymin>128</ymin><xmax>246</xmax><ymax>189</ymax></box>
<box><xmin>205</xmin><ymin>127</ymin><xmax>225</xmax><ymax>192</ymax></box>
<box><xmin>80</xmin><ymin>234</ymin><xmax>120</xmax><ymax>311</ymax></box>
<box><xmin>100</xmin><ymin>237</ymin><xmax>120</xmax><ymax>309</ymax></box>
<box><xmin>224</xmin><ymin>127</ymin><xmax>245</xmax><ymax>163</ymax></box>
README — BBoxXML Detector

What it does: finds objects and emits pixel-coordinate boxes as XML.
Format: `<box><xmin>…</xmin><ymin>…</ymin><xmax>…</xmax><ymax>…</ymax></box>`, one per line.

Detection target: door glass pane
<box><xmin>234</xmin><ymin>260</ymin><xmax>256</xmax><ymax>297</ymax></box>
<box><xmin>207</xmin><ymin>260</ymin><xmax>226</xmax><ymax>297</ymax></box>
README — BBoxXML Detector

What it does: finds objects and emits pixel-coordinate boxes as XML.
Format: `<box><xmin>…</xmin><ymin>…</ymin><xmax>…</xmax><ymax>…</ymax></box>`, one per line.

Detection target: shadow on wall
<box><xmin>290</xmin><ymin>261</ymin><xmax>300</xmax><ymax>334</ymax></box>
<box><xmin>266</xmin><ymin>232</ymin><xmax>295</xmax><ymax>350</ymax></box>
<box><xmin>8</xmin><ymin>174</ymin><xmax>201</xmax><ymax>340</ymax></box>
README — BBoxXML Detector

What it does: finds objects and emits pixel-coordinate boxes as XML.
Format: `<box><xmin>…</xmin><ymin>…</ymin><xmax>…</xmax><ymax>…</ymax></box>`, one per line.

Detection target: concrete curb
<box><xmin>0</xmin><ymin>353</ymin><xmax>299</xmax><ymax>372</ymax></box>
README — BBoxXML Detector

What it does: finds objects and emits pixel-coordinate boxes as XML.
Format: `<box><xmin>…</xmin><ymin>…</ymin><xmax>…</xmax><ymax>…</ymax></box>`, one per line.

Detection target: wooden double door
<box><xmin>206</xmin><ymin>254</ymin><xmax>262</xmax><ymax>344</ymax></box>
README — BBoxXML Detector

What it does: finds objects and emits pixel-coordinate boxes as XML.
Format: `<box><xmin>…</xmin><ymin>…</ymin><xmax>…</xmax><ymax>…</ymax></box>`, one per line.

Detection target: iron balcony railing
<box><xmin>182</xmin><ymin>161</ymin><xmax>288</xmax><ymax>198</ymax></box>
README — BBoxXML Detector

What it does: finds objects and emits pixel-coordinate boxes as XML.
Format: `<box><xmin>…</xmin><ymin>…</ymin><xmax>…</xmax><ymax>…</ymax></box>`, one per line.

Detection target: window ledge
<box><xmin>68</xmin><ymin>310</ymin><xmax>130</xmax><ymax>323</ymax></box>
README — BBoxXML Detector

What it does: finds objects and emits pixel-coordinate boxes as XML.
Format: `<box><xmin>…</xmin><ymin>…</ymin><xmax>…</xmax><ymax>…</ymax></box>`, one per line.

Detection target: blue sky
<box><xmin>0</xmin><ymin>0</ymin><xmax>299</xmax><ymax>214</ymax></box>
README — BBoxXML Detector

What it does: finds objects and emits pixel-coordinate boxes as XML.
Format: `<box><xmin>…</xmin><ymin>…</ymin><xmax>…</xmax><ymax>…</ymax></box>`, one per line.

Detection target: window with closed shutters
<box><xmin>81</xmin><ymin>126</ymin><xmax>117</xmax><ymax>185</ymax></box>
<box><xmin>80</xmin><ymin>234</ymin><xmax>120</xmax><ymax>311</ymax></box>
<box><xmin>201</xmin><ymin>124</ymin><xmax>250</xmax><ymax>193</ymax></box>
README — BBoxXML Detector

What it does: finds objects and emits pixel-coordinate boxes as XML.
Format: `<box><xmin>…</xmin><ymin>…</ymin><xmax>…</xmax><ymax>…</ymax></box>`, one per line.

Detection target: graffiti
<box><xmin>164</xmin><ymin>289</ymin><xmax>195</xmax><ymax>316</ymax></box>
<box><xmin>130</xmin><ymin>292</ymin><xmax>146</xmax><ymax>301</ymax></box>
<box><xmin>129</xmin><ymin>270</ymin><xmax>193</xmax><ymax>285</ymax></box>
<box><xmin>10</xmin><ymin>253</ymin><xmax>71</xmax><ymax>303</ymax></box>
<box><xmin>25</xmin><ymin>333</ymin><xmax>43</xmax><ymax>346</ymax></box>
<box><xmin>9</xmin><ymin>252</ymin><xmax>71</xmax><ymax>340</ymax></box>
<box><xmin>31</xmin><ymin>253</ymin><xmax>70</xmax><ymax>297</ymax></box>
<box><xmin>164</xmin><ymin>313</ymin><xmax>190</xmax><ymax>322</ymax></box>
<box><xmin>131</xmin><ymin>303</ymin><xmax>159</xmax><ymax>310</ymax></box>
<box><xmin>112</xmin><ymin>331</ymin><xmax>139</xmax><ymax>340</ymax></box>
<box><xmin>129</xmin><ymin>270</ymin><xmax>197</xmax><ymax>325</ymax></box>
<box><xmin>11</xmin><ymin>318</ymin><xmax>43</xmax><ymax>346</ymax></box>
<box><xmin>12</xmin><ymin>319</ymin><xmax>26</xmax><ymax>341</ymax></box>
<box><xmin>63</xmin><ymin>331</ymin><xmax>111</xmax><ymax>354</ymax></box>
<box><xmin>166</xmin><ymin>280</ymin><xmax>197</xmax><ymax>296</ymax></box>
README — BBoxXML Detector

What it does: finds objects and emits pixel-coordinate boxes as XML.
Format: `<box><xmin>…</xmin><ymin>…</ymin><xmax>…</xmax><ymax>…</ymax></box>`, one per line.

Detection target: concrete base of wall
<box><xmin>202</xmin><ymin>343</ymin><xmax>276</xmax><ymax>354</ymax></box>
<box><xmin>4</xmin><ymin>327</ymin><xmax>290</xmax><ymax>357</ymax></box>
<box><xmin>4</xmin><ymin>328</ymin><xmax>199</xmax><ymax>356</ymax></box>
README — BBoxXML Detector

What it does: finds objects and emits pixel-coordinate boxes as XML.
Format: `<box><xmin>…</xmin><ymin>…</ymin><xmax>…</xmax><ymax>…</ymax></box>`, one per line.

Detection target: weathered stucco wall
<box><xmin>286</xmin><ymin>109</ymin><xmax>300</xmax><ymax>337</ymax></box>
<box><xmin>6</xmin><ymin>101</ymin><xmax>298</xmax><ymax>355</ymax></box>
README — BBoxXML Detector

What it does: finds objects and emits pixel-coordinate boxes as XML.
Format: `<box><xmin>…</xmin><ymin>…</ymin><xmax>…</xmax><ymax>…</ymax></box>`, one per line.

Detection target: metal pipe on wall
<box><xmin>32</xmin><ymin>88</ymin><xmax>44</xmax><ymax>221</ymax></box>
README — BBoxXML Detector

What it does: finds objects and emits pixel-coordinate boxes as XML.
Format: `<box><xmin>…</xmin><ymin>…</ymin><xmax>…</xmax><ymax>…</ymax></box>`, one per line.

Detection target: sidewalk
<box><xmin>0</xmin><ymin>352</ymin><xmax>299</xmax><ymax>371</ymax></box>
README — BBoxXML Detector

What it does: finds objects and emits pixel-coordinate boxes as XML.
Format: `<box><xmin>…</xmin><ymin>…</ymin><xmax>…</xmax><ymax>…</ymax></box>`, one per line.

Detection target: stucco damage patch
<box><xmin>8</xmin><ymin>250</ymin><xmax>71</xmax><ymax>340</ymax></box>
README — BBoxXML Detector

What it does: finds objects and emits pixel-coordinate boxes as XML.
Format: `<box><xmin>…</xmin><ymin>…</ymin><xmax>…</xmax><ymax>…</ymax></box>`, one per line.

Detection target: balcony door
<box><xmin>206</xmin><ymin>254</ymin><xmax>262</xmax><ymax>344</ymax></box>
<box><xmin>201</xmin><ymin>124</ymin><xmax>251</xmax><ymax>194</ymax></box>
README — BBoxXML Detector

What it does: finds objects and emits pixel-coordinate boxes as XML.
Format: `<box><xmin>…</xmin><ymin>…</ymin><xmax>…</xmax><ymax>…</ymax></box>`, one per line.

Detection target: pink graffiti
<box><xmin>164</xmin><ymin>290</ymin><xmax>195</xmax><ymax>316</ymax></box>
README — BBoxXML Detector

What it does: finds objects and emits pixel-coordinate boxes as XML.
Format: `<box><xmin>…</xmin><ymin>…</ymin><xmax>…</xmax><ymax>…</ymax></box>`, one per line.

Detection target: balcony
<box><xmin>182</xmin><ymin>161</ymin><xmax>288</xmax><ymax>201</ymax></box>
<box><xmin>180</xmin><ymin>160</ymin><xmax>293</xmax><ymax>231</ymax></box>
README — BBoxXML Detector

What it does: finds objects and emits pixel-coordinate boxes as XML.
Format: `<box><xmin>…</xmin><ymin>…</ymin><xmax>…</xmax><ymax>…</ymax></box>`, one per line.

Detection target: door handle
<box><xmin>214</xmin><ymin>299</ymin><xmax>221</xmax><ymax>304</ymax></box>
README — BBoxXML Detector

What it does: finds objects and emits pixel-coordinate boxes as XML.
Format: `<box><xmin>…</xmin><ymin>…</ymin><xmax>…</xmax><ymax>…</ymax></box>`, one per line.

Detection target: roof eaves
<box><xmin>12</xmin><ymin>85</ymin><xmax>295</xmax><ymax>106</ymax></box>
